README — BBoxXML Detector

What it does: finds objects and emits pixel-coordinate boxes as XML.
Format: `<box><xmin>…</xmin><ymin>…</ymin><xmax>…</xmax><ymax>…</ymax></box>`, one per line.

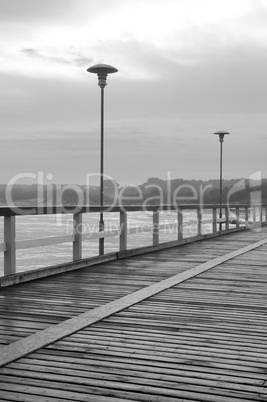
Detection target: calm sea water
<box><xmin>0</xmin><ymin>209</ymin><xmax>249</xmax><ymax>276</ymax></box>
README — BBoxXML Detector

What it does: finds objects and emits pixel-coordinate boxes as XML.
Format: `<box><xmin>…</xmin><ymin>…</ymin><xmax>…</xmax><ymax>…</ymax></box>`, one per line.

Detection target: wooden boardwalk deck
<box><xmin>0</xmin><ymin>227</ymin><xmax>267</xmax><ymax>400</ymax></box>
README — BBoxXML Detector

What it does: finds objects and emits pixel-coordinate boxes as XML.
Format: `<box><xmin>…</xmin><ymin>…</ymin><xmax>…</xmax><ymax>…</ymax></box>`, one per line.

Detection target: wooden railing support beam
<box><xmin>212</xmin><ymin>208</ymin><xmax>217</xmax><ymax>233</ymax></box>
<box><xmin>253</xmin><ymin>207</ymin><xmax>256</xmax><ymax>224</ymax></box>
<box><xmin>236</xmin><ymin>207</ymin><xmax>240</xmax><ymax>229</ymax></box>
<box><xmin>245</xmin><ymin>207</ymin><xmax>249</xmax><ymax>227</ymax></box>
<box><xmin>225</xmin><ymin>208</ymin><xmax>229</xmax><ymax>231</ymax></box>
<box><xmin>120</xmin><ymin>211</ymin><xmax>127</xmax><ymax>251</ymax></box>
<box><xmin>73</xmin><ymin>213</ymin><xmax>82</xmax><ymax>261</ymax></box>
<box><xmin>153</xmin><ymin>210</ymin><xmax>160</xmax><ymax>246</ymax></box>
<box><xmin>4</xmin><ymin>216</ymin><xmax>16</xmax><ymax>275</ymax></box>
<box><xmin>178</xmin><ymin>210</ymin><xmax>183</xmax><ymax>241</ymax></box>
<box><xmin>197</xmin><ymin>208</ymin><xmax>202</xmax><ymax>236</ymax></box>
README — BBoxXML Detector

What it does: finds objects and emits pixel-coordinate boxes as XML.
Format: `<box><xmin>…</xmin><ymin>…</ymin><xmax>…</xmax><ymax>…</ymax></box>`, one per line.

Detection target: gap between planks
<box><xmin>1</xmin><ymin>237</ymin><xmax>267</xmax><ymax>368</ymax></box>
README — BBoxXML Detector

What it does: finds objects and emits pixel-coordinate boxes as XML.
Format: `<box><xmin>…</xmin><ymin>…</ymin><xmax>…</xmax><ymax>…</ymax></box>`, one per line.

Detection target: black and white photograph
<box><xmin>0</xmin><ymin>0</ymin><xmax>267</xmax><ymax>400</ymax></box>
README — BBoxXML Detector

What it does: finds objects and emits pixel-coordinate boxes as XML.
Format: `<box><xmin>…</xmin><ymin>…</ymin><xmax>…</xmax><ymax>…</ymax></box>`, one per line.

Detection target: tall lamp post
<box><xmin>87</xmin><ymin>63</ymin><xmax>118</xmax><ymax>255</ymax></box>
<box><xmin>213</xmin><ymin>130</ymin><xmax>230</xmax><ymax>231</ymax></box>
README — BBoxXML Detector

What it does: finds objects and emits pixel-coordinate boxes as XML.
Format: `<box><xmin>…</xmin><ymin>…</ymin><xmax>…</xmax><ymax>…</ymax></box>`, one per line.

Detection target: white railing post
<box><xmin>120</xmin><ymin>211</ymin><xmax>127</xmax><ymax>251</ymax></box>
<box><xmin>4</xmin><ymin>216</ymin><xmax>16</xmax><ymax>275</ymax></box>
<box><xmin>178</xmin><ymin>209</ymin><xmax>183</xmax><ymax>241</ymax></box>
<box><xmin>197</xmin><ymin>208</ymin><xmax>202</xmax><ymax>236</ymax></box>
<box><xmin>73</xmin><ymin>213</ymin><xmax>82</xmax><ymax>261</ymax></box>
<box><xmin>245</xmin><ymin>207</ymin><xmax>249</xmax><ymax>227</ymax></box>
<box><xmin>260</xmin><ymin>206</ymin><xmax>263</xmax><ymax>225</ymax></box>
<box><xmin>236</xmin><ymin>207</ymin><xmax>240</xmax><ymax>228</ymax></box>
<box><xmin>253</xmin><ymin>206</ymin><xmax>256</xmax><ymax>224</ymax></box>
<box><xmin>212</xmin><ymin>208</ymin><xmax>217</xmax><ymax>233</ymax></box>
<box><xmin>153</xmin><ymin>210</ymin><xmax>159</xmax><ymax>246</ymax></box>
<box><xmin>225</xmin><ymin>208</ymin><xmax>229</xmax><ymax>231</ymax></box>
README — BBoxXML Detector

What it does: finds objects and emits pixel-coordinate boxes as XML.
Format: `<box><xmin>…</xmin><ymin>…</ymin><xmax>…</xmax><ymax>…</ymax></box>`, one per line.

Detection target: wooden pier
<box><xmin>1</xmin><ymin>225</ymin><xmax>267</xmax><ymax>401</ymax></box>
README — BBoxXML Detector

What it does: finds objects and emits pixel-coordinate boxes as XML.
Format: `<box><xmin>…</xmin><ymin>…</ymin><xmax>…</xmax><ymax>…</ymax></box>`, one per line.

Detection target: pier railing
<box><xmin>0</xmin><ymin>204</ymin><xmax>266</xmax><ymax>281</ymax></box>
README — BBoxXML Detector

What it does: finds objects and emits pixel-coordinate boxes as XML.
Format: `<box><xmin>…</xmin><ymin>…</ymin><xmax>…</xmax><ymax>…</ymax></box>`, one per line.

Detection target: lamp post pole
<box><xmin>87</xmin><ymin>64</ymin><xmax>118</xmax><ymax>255</ymax></box>
<box><xmin>213</xmin><ymin>130</ymin><xmax>230</xmax><ymax>231</ymax></box>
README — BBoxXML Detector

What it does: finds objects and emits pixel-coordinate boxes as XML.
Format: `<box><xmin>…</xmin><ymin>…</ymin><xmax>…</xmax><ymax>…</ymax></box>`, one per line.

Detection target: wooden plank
<box><xmin>118</xmin><ymin>226</ymin><xmax>248</xmax><ymax>259</ymax></box>
<box><xmin>0</xmin><ymin>252</ymin><xmax>118</xmax><ymax>288</ymax></box>
<box><xmin>0</xmin><ymin>373</ymin><xmax>263</xmax><ymax>401</ymax></box>
<box><xmin>37</xmin><ymin>347</ymin><xmax>267</xmax><ymax>375</ymax></box>
<box><xmin>1</xmin><ymin>236</ymin><xmax>267</xmax><ymax>367</ymax></box>
<box><xmin>1</xmin><ymin>365</ymin><xmax>266</xmax><ymax>398</ymax></box>
<box><xmin>15</xmin><ymin>354</ymin><xmax>266</xmax><ymax>384</ymax></box>
<box><xmin>1</xmin><ymin>226</ymin><xmax>267</xmax><ymax>401</ymax></box>
<box><xmin>47</xmin><ymin>336</ymin><xmax>267</xmax><ymax>362</ymax></box>
<box><xmin>0</xmin><ymin>381</ymin><xmax>136</xmax><ymax>402</ymax></box>
<box><xmin>25</xmin><ymin>350</ymin><xmax>267</xmax><ymax>380</ymax></box>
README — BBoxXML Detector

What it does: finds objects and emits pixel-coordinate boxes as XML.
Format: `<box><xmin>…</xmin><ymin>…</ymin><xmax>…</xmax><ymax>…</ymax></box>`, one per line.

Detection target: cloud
<box><xmin>1</xmin><ymin>0</ymin><xmax>267</xmax><ymax>183</ymax></box>
<box><xmin>21</xmin><ymin>47</ymin><xmax>93</xmax><ymax>68</ymax></box>
<box><xmin>22</xmin><ymin>48</ymin><xmax>70</xmax><ymax>65</ymax></box>
<box><xmin>1</xmin><ymin>0</ymin><xmax>267</xmax><ymax>82</ymax></box>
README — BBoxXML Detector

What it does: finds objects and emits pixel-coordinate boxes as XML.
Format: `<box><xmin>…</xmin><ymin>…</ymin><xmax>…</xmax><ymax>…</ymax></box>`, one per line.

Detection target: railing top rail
<box><xmin>0</xmin><ymin>204</ymin><xmax>265</xmax><ymax>216</ymax></box>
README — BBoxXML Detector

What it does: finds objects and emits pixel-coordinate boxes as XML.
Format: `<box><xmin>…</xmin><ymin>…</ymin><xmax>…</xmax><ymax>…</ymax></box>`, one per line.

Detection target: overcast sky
<box><xmin>1</xmin><ymin>0</ymin><xmax>267</xmax><ymax>185</ymax></box>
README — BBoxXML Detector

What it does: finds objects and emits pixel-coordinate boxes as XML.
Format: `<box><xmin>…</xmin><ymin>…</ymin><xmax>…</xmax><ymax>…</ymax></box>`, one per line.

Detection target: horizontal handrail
<box><xmin>0</xmin><ymin>204</ymin><xmax>265</xmax><ymax>216</ymax></box>
<box><xmin>127</xmin><ymin>225</ymin><xmax>153</xmax><ymax>235</ymax></box>
<box><xmin>82</xmin><ymin>229</ymin><xmax>120</xmax><ymax>240</ymax></box>
<box><xmin>0</xmin><ymin>204</ymin><xmax>266</xmax><ymax>279</ymax></box>
<box><xmin>16</xmin><ymin>235</ymin><xmax>75</xmax><ymax>250</ymax></box>
<box><xmin>9</xmin><ymin>222</ymin><xmax>179</xmax><ymax>249</ymax></box>
<box><xmin>1</xmin><ymin>219</ymin><xmax>233</xmax><ymax>253</ymax></box>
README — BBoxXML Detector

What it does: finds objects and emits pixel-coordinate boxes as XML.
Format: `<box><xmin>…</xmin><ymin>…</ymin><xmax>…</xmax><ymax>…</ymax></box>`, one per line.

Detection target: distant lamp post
<box><xmin>87</xmin><ymin>63</ymin><xmax>118</xmax><ymax>255</ymax></box>
<box><xmin>213</xmin><ymin>130</ymin><xmax>230</xmax><ymax>231</ymax></box>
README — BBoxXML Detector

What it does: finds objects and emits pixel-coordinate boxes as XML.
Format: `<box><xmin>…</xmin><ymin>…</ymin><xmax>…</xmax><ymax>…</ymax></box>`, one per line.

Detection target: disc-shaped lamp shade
<box><xmin>87</xmin><ymin>64</ymin><xmax>118</xmax><ymax>75</ymax></box>
<box><xmin>213</xmin><ymin>130</ymin><xmax>230</xmax><ymax>142</ymax></box>
<box><xmin>87</xmin><ymin>64</ymin><xmax>118</xmax><ymax>88</ymax></box>
<box><xmin>213</xmin><ymin>130</ymin><xmax>230</xmax><ymax>136</ymax></box>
